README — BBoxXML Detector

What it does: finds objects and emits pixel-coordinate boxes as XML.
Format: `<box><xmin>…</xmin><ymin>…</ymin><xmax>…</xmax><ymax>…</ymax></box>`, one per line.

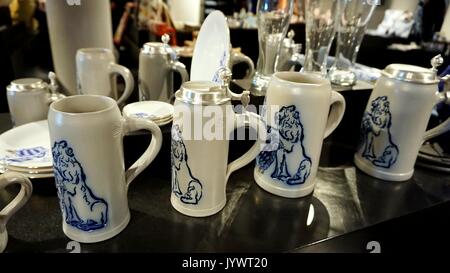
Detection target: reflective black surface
<box><xmin>1</xmin><ymin>90</ymin><xmax>449</xmax><ymax>253</ymax></box>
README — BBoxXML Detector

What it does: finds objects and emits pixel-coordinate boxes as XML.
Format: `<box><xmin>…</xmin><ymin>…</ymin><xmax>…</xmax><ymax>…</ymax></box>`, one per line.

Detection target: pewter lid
<box><xmin>141</xmin><ymin>34</ymin><xmax>176</xmax><ymax>61</ymax></box>
<box><xmin>175</xmin><ymin>81</ymin><xmax>230</xmax><ymax>105</ymax></box>
<box><xmin>141</xmin><ymin>42</ymin><xmax>168</xmax><ymax>55</ymax></box>
<box><xmin>381</xmin><ymin>55</ymin><xmax>443</xmax><ymax>84</ymax></box>
<box><xmin>7</xmin><ymin>78</ymin><xmax>48</xmax><ymax>93</ymax></box>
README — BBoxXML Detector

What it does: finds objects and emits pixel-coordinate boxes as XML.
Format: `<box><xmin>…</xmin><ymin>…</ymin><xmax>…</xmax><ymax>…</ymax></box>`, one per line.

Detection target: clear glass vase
<box><xmin>250</xmin><ymin>0</ymin><xmax>294</xmax><ymax>96</ymax></box>
<box><xmin>329</xmin><ymin>0</ymin><xmax>378</xmax><ymax>86</ymax></box>
<box><xmin>302</xmin><ymin>0</ymin><xmax>340</xmax><ymax>76</ymax></box>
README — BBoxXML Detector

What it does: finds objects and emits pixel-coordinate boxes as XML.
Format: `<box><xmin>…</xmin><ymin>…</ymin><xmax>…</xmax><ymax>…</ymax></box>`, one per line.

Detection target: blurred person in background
<box><xmin>9</xmin><ymin>0</ymin><xmax>38</xmax><ymax>32</ymax></box>
<box><xmin>411</xmin><ymin>0</ymin><xmax>448</xmax><ymax>42</ymax></box>
<box><xmin>138</xmin><ymin>0</ymin><xmax>176</xmax><ymax>43</ymax></box>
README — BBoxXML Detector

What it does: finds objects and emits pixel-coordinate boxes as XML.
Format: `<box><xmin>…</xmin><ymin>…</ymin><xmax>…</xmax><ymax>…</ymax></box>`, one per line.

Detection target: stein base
<box><xmin>254</xmin><ymin>169</ymin><xmax>315</xmax><ymax>198</ymax></box>
<box><xmin>62</xmin><ymin>212</ymin><xmax>131</xmax><ymax>243</ymax></box>
<box><xmin>0</xmin><ymin>229</ymin><xmax>7</xmax><ymax>253</ymax></box>
<box><xmin>354</xmin><ymin>155</ymin><xmax>413</xmax><ymax>182</ymax></box>
<box><xmin>171</xmin><ymin>196</ymin><xmax>226</xmax><ymax>217</ymax></box>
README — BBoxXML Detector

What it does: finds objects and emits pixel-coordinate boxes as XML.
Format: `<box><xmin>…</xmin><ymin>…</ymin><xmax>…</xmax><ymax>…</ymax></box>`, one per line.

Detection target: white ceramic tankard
<box><xmin>76</xmin><ymin>48</ymin><xmax>134</xmax><ymax>105</ymax></box>
<box><xmin>7</xmin><ymin>74</ymin><xmax>64</xmax><ymax>126</ymax></box>
<box><xmin>354</xmin><ymin>55</ymin><xmax>450</xmax><ymax>181</ymax></box>
<box><xmin>254</xmin><ymin>72</ymin><xmax>346</xmax><ymax>198</ymax></box>
<box><xmin>171</xmin><ymin>81</ymin><xmax>265</xmax><ymax>217</ymax></box>
<box><xmin>48</xmin><ymin>95</ymin><xmax>162</xmax><ymax>243</ymax></box>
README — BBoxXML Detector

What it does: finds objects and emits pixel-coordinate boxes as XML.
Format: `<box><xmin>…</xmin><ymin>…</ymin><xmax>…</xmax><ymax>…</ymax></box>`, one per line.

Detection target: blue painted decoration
<box><xmin>3</xmin><ymin>146</ymin><xmax>48</xmax><ymax>163</ymax></box>
<box><xmin>359</xmin><ymin>96</ymin><xmax>399</xmax><ymax>168</ymax></box>
<box><xmin>212</xmin><ymin>51</ymin><xmax>228</xmax><ymax>83</ymax></box>
<box><xmin>171</xmin><ymin>125</ymin><xmax>203</xmax><ymax>205</ymax></box>
<box><xmin>257</xmin><ymin>105</ymin><xmax>312</xmax><ymax>185</ymax></box>
<box><xmin>52</xmin><ymin>140</ymin><xmax>108</xmax><ymax>231</ymax></box>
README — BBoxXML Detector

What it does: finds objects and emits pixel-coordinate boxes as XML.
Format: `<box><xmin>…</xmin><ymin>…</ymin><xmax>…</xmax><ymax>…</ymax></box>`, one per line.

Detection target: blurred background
<box><xmin>1</xmin><ymin>0</ymin><xmax>450</xmax><ymax>112</ymax></box>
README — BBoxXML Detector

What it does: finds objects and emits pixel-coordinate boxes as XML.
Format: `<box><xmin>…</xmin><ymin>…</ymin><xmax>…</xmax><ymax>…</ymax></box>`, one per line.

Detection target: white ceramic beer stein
<box><xmin>7</xmin><ymin>75</ymin><xmax>64</xmax><ymax>126</ymax></box>
<box><xmin>48</xmin><ymin>95</ymin><xmax>162</xmax><ymax>243</ymax></box>
<box><xmin>139</xmin><ymin>34</ymin><xmax>189</xmax><ymax>103</ymax></box>
<box><xmin>76</xmin><ymin>48</ymin><xmax>134</xmax><ymax>105</ymax></box>
<box><xmin>354</xmin><ymin>55</ymin><xmax>450</xmax><ymax>182</ymax></box>
<box><xmin>0</xmin><ymin>172</ymin><xmax>33</xmax><ymax>252</ymax></box>
<box><xmin>171</xmin><ymin>81</ymin><xmax>264</xmax><ymax>217</ymax></box>
<box><xmin>255</xmin><ymin>72</ymin><xmax>346</xmax><ymax>198</ymax></box>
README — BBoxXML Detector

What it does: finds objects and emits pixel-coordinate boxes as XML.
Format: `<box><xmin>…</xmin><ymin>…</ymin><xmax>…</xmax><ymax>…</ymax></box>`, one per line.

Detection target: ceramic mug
<box><xmin>354</xmin><ymin>63</ymin><xmax>450</xmax><ymax>181</ymax></box>
<box><xmin>0</xmin><ymin>172</ymin><xmax>33</xmax><ymax>252</ymax></box>
<box><xmin>254</xmin><ymin>72</ymin><xmax>346</xmax><ymax>198</ymax></box>
<box><xmin>76</xmin><ymin>48</ymin><xmax>134</xmax><ymax>105</ymax></box>
<box><xmin>7</xmin><ymin>78</ymin><xmax>64</xmax><ymax>126</ymax></box>
<box><xmin>171</xmin><ymin>81</ymin><xmax>265</xmax><ymax>217</ymax></box>
<box><xmin>48</xmin><ymin>95</ymin><xmax>162</xmax><ymax>243</ymax></box>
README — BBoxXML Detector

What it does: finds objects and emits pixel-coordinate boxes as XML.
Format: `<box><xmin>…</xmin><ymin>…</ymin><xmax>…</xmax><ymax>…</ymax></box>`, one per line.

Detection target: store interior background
<box><xmin>1</xmin><ymin>0</ymin><xmax>450</xmax><ymax>113</ymax></box>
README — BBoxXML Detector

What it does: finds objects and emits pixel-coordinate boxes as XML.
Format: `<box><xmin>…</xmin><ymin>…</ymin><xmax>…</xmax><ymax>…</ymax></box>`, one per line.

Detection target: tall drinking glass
<box><xmin>303</xmin><ymin>0</ymin><xmax>340</xmax><ymax>76</ymax></box>
<box><xmin>329</xmin><ymin>0</ymin><xmax>378</xmax><ymax>86</ymax></box>
<box><xmin>250</xmin><ymin>0</ymin><xmax>294</xmax><ymax>96</ymax></box>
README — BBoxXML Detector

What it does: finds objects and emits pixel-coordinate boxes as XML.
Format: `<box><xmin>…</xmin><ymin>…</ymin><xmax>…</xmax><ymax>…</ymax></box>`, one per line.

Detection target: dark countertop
<box><xmin>1</xmin><ymin>87</ymin><xmax>449</xmax><ymax>253</ymax></box>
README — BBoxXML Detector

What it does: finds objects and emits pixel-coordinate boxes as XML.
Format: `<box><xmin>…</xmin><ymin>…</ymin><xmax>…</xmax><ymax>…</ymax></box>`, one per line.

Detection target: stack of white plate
<box><xmin>123</xmin><ymin>101</ymin><xmax>174</xmax><ymax>127</ymax></box>
<box><xmin>0</xmin><ymin>120</ymin><xmax>53</xmax><ymax>179</ymax></box>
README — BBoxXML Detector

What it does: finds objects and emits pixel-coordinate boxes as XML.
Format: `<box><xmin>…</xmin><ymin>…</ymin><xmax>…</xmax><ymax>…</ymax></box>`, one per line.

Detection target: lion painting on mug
<box><xmin>257</xmin><ymin>105</ymin><xmax>312</xmax><ymax>185</ymax></box>
<box><xmin>359</xmin><ymin>96</ymin><xmax>399</xmax><ymax>168</ymax></box>
<box><xmin>171</xmin><ymin>125</ymin><xmax>203</xmax><ymax>205</ymax></box>
<box><xmin>52</xmin><ymin>140</ymin><xmax>108</xmax><ymax>231</ymax></box>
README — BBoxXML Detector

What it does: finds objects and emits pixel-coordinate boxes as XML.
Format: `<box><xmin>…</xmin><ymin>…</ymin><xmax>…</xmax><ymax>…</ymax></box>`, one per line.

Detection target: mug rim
<box><xmin>272</xmin><ymin>72</ymin><xmax>330</xmax><ymax>87</ymax></box>
<box><xmin>77</xmin><ymin>48</ymin><xmax>113</xmax><ymax>55</ymax></box>
<box><xmin>50</xmin><ymin>95</ymin><xmax>116</xmax><ymax>116</ymax></box>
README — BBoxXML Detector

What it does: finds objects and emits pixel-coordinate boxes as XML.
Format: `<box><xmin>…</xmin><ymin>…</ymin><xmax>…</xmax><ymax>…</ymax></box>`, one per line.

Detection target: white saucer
<box><xmin>0</xmin><ymin>168</ymin><xmax>54</xmax><ymax>179</ymax></box>
<box><xmin>191</xmin><ymin>11</ymin><xmax>230</xmax><ymax>82</ymax></box>
<box><xmin>0</xmin><ymin>120</ymin><xmax>52</xmax><ymax>169</ymax></box>
<box><xmin>0</xmin><ymin>164</ymin><xmax>53</xmax><ymax>173</ymax></box>
<box><xmin>123</xmin><ymin>101</ymin><xmax>174</xmax><ymax>126</ymax></box>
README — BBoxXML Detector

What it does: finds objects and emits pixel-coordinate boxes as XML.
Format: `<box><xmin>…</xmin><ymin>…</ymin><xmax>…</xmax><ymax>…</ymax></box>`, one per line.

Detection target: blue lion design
<box><xmin>52</xmin><ymin>140</ymin><xmax>108</xmax><ymax>231</ymax></box>
<box><xmin>257</xmin><ymin>105</ymin><xmax>312</xmax><ymax>185</ymax></box>
<box><xmin>171</xmin><ymin>125</ymin><xmax>203</xmax><ymax>205</ymax></box>
<box><xmin>359</xmin><ymin>96</ymin><xmax>399</xmax><ymax>168</ymax></box>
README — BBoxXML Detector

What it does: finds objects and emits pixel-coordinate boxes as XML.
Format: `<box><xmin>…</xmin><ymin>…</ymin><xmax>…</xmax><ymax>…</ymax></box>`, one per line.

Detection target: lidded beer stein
<box><xmin>170</xmin><ymin>70</ymin><xmax>264</xmax><ymax>217</ymax></box>
<box><xmin>354</xmin><ymin>55</ymin><xmax>450</xmax><ymax>181</ymax></box>
<box><xmin>7</xmin><ymin>72</ymin><xmax>65</xmax><ymax>126</ymax></box>
<box><xmin>139</xmin><ymin>34</ymin><xmax>189</xmax><ymax>103</ymax></box>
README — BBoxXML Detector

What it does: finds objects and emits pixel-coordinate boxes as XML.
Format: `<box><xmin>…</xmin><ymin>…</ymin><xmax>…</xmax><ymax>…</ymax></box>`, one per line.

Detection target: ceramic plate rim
<box><xmin>0</xmin><ymin>120</ymin><xmax>52</xmax><ymax>168</ymax></box>
<box><xmin>191</xmin><ymin>10</ymin><xmax>230</xmax><ymax>82</ymax></box>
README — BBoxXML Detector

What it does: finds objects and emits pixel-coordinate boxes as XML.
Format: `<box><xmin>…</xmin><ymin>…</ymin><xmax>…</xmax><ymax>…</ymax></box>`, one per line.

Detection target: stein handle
<box><xmin>423</xmin><ymin>90</ymin><xmax>450</xmax><ymax>141</ymax></box>
<box><xmin>0</xmin><ymin>172</ymin><xmax>33</xmax><ymax>233</ymax></box>
<box><xmin>226</xmin><ymin>112</ymin><xmax>266</xmax><ymax>182</ymax></box>
<box><xmin>231</xmin><ymin>51</ymin><xmax>255</xmax><ymax>79</ymax></box>
<box><xmin>171</xmin><ymin>61</ymin><xmax>189</xmax><ymax>84</ymax></box>
<box><xmin>123</xmin><ymin>118</ymin><xmax>163</xmax><ymax>188</ymax></box>
<box><xmin>231</xmin><ymin>52</ymin><xmax>255</xmax><ymax>79</ymax></box>
<box><xmin>323</xmin><ymin>91</ymin><xmax>346</xmax><ymax>139</ymax></box>
<box><xmin>109</xmin><ymin>63</ymin><xmax>135</xmax><ymax>105</ymax></box>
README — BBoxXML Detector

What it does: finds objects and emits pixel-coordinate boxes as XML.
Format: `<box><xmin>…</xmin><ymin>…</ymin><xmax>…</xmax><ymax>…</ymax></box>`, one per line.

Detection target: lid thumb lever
<box><xmin>431</xmin><ymin>54</ymin><xmax>444</xmax><ymax>73</ymax></box>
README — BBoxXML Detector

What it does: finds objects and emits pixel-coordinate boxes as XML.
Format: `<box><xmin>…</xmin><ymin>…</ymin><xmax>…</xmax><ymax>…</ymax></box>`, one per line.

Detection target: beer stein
<box><xmin>7</xmin><ymin>72</ymin><xmax>65</xmax><ymax>126</ymax></box>
<box><xmin>354</xmin><ymin>55</ymin><xmax>450</xmax><ymax>181</ymax></box>
<box><xmin>139</xmin><ymin>34</ymin><xmax>189</xmax><ymax>103</ymax></box>
<box><xmin>170</xmin><ymin>74</ymin><xmax>264</xmax><ymax>217</ymax></box>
